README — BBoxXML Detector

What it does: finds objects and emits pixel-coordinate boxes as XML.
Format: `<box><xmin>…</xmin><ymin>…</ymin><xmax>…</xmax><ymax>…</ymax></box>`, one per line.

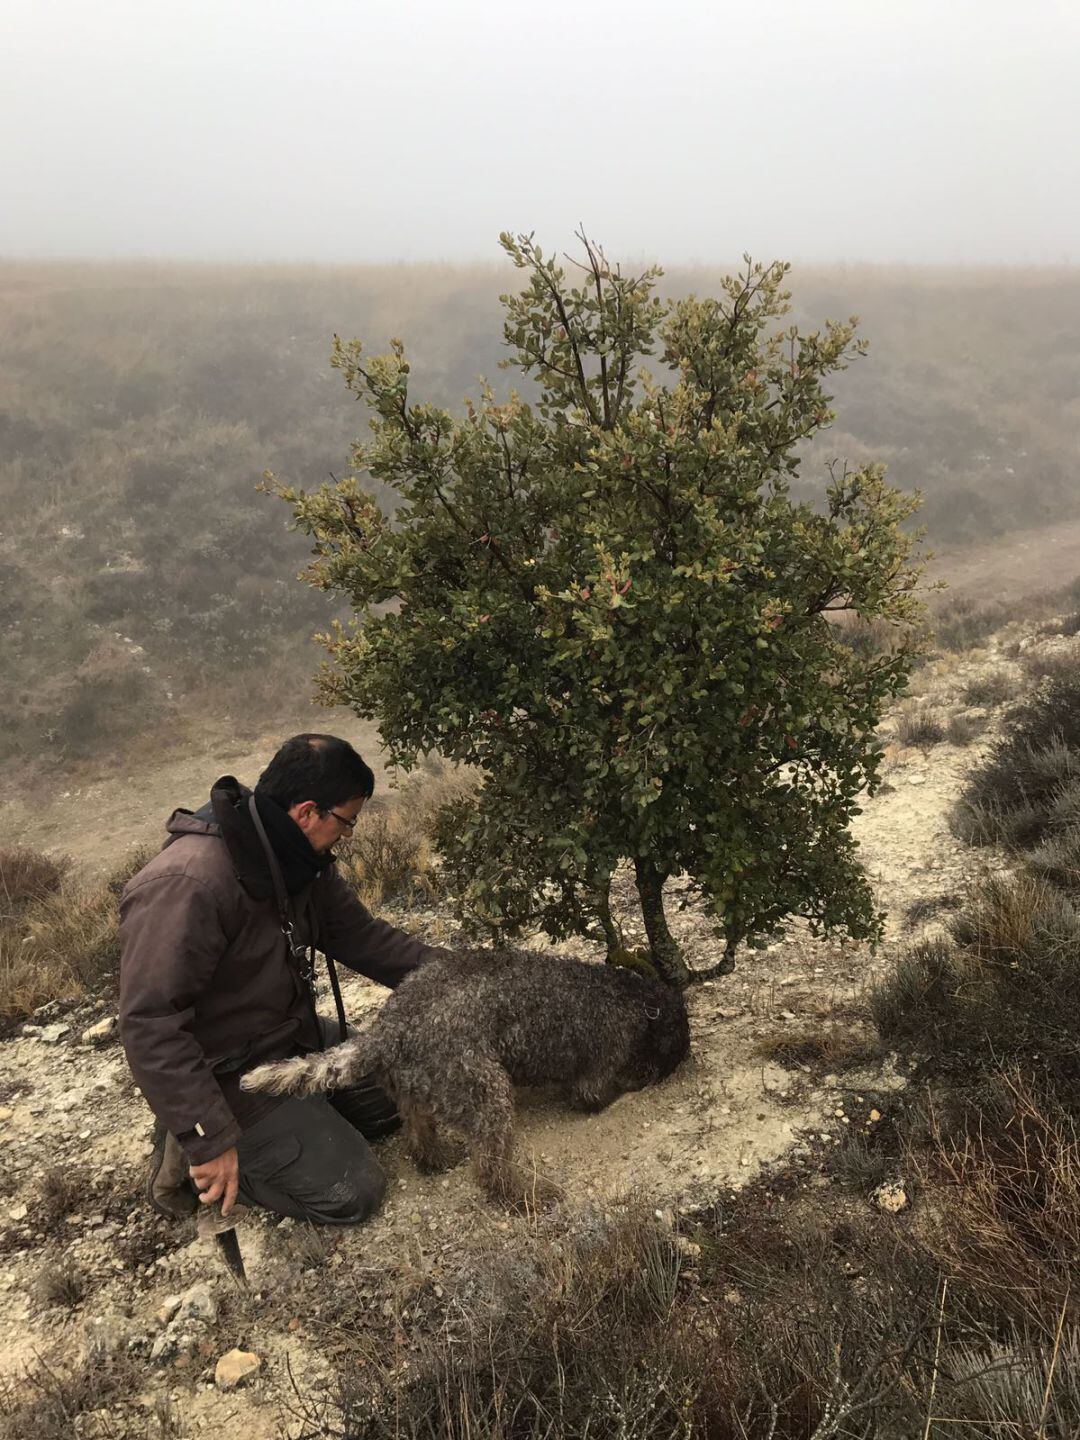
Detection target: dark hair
<box><xmin>255</xmin><ymin>734</ymin><xmax>375</xmax><ymax>812</ymax></box>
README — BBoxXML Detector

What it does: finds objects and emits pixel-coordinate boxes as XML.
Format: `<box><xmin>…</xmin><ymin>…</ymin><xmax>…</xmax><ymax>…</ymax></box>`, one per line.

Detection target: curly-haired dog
<box><xmin>242</xmin><ymin>949</ymin><xmax>690</xmax><ymax>1209</ymax></box>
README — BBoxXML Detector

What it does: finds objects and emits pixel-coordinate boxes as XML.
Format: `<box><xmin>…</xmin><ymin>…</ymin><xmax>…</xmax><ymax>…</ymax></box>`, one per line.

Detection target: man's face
<box><xmin>287</xmin><ymin>795</ymin><xmax>366</xmax><ymax>853</ymax></box>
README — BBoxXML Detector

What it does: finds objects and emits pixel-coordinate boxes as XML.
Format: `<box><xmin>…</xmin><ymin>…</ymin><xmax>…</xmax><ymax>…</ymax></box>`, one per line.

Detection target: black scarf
<box><xmin>207</xmin><ymin>775</ymin><xmax>333</xmax><ymax>901</ymax></box>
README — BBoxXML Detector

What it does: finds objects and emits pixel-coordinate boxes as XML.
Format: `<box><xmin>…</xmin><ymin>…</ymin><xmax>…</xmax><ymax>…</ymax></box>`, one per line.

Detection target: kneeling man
<box><xmin>118</xmin><ymin>734</ymin><xmax>440</xmax><ymax>1226</ymax></box>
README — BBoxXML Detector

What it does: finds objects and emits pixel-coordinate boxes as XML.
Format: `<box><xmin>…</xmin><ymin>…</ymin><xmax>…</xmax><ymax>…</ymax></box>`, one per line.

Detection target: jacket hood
<box><xmin>163</xmin><ymin>775</ymin><xmax>331</xmax><ymax>902</ymax></box>
<box><xmin>164</xmin><ymin>810</ymin><xmax>220</xmax><ymax>841</ymax></box>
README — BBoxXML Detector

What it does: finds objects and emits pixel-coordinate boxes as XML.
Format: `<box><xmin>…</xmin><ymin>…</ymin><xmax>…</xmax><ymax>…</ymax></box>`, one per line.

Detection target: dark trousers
<box><xmin>235</xmin><ymin>1092</ymin><xmax>389</xmax><ymax>1225</ymax></box>
<box><xmin>230</xmin><ymin>1019</ymin><xmax>398</xmax><ymax>1226</ymax></box>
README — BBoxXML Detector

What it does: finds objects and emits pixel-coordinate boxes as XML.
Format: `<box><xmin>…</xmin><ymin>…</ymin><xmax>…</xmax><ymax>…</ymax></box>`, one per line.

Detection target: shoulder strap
<box><xmin>248</xmin><ymin>795</ymin><xmax>348</xmax><ymax>1047</ymax></box>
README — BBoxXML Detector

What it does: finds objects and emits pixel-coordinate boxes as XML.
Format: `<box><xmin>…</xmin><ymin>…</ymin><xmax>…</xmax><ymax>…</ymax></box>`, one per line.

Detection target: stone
<box><xmin>0</xmin><ymin>1107</ymin><xmax>12</xmax><ymax>1123</ymax></box>
<box><xmin>176</xmin><ymin>1282</ymin><xmax>217</xmax><ymax>1324</ymax></box>
<box><xmin>82</xmin><ymin>1016</ymin><xmax>117</xmax><ymax>1044</ymax></box>
<box><xmin>155</xmin><ymin>1295</ymin><xmax>182</xmax><ymax>1326</ymax></box>
<box><xmin>907</xmin><ymin>774</ymin><xmax>927</xmax><ymax>787</ymax></box>
<box><xmin>84</xmin><ymin>1312</ymin><xmax>132</xmax><ymax>1361</ymax></box>
<box><xmin>7</xmin><ymin>1203</ymin><xmax>27</xmax><ymax>1222</ymax></box>
<box><xmin>215</xmin><ymin>1349</ymin><xmax>261</xmax><ymax>1391</ymax></box>
<box><xmin>873</xmin><ymin>1181</ymin><xmax>909</xmax><ymax>1214</ymax></box>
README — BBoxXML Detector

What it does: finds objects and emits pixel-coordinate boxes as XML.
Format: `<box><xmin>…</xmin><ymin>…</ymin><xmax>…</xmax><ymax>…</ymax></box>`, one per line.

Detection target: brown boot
<box><xmin>146</xmin><ymin>1122</ymin><xmax>198</xmax><ymax>1219</ymax></box>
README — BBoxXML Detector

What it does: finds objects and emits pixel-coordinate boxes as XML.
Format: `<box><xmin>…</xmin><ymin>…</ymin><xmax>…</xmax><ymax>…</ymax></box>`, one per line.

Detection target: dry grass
<box><xmin>752</xmin><ymin>1021</ymin><xmax>881</xmax><ymax>1073</ymax></box>
<box><xmin>0</xmin><ymin>1352</ymin><xmax>150</xmax><ymax>1440</ymax></box>
<box><xmin>961</xmin><ymin>668</ymin><xmax>1019</xmax><ymax>707</ymax></box>
<box><xmin>944</xmin><ymin>710</ymin><xmax>986</xmax><ymax>746</ymax></box>
<box><xmin>0</xmin><ymin>847</ymin><xmax>150</xmax><ymax>1021</ymax></box>
<box><xmin>894</xmin><ymin>702</ymin><xmax>947</xmax><ymax>749</ymax></box>
<box><xmin>909</xmin><ymin>1073</ymin><xmax>1080</xmax><ymax>1328</ymax></box>
<box><xmin>35</xmin><ymin>1260</ymin><xmax>87</xmax><ymax>1311</ymax></box>
<box><xmin>337</xmin><ymin>764</ymin><xmax>478</xmax><ymax>908</ymax></box>
<box><xmin>0</xmin><ymin>847</ymin><xmax>68</xmax><ymax>920</ymax></box>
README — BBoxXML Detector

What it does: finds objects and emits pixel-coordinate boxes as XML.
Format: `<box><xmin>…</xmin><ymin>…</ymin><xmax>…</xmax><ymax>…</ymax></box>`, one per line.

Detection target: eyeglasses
<box><xmin>326</xmin><ymin>809</ymin><xmax>358</xmax><ymax>832</ymax></box>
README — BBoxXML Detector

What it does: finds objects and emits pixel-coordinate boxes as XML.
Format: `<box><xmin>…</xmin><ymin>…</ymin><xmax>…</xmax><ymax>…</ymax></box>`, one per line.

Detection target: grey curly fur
<box><xmin>242</xmin><ymin>949</ymin><xmax>690</xmax><ymax>1209</ymax></box>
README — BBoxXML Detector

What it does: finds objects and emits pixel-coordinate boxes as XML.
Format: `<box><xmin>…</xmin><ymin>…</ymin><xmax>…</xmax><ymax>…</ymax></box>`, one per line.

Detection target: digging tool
<box><xmin>196</xmin><ymin>1199</ymin><xmax>249</xmax><ymax>1284</ymax></box>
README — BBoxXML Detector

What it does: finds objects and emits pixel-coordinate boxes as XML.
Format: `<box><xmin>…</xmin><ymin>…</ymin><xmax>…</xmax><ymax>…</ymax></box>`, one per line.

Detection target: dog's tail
<box><xmin>240</xmin><ymin>1035</ymin><xmax>371</xmax><ymax>1098</ymax></box>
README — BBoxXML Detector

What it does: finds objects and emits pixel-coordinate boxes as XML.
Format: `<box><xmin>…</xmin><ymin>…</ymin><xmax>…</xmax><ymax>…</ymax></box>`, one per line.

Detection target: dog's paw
<box><xmin>411</xmin><ymin>1138</ymin><xmax>465</xmax><ymax>1175</ymax></box>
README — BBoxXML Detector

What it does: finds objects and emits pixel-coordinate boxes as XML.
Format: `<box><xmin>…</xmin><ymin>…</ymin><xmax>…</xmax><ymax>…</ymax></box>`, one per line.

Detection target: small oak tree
<box><xmin>273</xmin><ymin>233</ymin><xmax>925</xmax><ymax>986</ymax></box>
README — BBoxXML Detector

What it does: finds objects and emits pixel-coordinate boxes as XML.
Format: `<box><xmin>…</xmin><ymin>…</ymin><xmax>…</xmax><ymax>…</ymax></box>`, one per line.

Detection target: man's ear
<box><xmin>289</xmin><ymin>799</ymin><xmax>319</xmax><ymax>828</ymax></box>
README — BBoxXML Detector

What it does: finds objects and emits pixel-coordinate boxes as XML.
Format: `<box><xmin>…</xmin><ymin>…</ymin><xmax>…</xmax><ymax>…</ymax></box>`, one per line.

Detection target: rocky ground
<box><xmin>0</xmin><ymin>629</ymin><xmax>1050</xmax><ymax>1437</ymax></box>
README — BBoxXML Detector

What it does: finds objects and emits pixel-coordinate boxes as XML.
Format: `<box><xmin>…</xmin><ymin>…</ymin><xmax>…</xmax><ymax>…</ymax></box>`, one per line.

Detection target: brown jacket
<box><xmin>119</xmin><ymin>810</ymin><xmax>434</xmax><ymax>1163</ymax></box>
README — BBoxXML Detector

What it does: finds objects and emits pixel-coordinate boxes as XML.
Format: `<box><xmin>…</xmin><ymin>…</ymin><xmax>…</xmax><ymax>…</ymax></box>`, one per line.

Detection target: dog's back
<box><xmin>377</xmin><ymin>950</ymin><xmax>689</xmax><ymax>1089</ymax></box>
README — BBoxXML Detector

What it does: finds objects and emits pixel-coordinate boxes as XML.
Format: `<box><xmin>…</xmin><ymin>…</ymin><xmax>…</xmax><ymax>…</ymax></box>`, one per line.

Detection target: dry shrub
<box><xmin>1047</xmin><ymin>610</ymin><xmax>1080</xmax><ymax>638</ymax></box>
<box><xmin>931</xmin><ymin>595</ymin><xmax>1011</xmax><ymax>653</ymax></box>
<box><xmin>0</xmin><ymin>847</ymin><xmax>68</xmax><ymax>919</ymax></box>
<box><xmin>336</xmin><ymin>802</ymin><xmax>433</xmax><ymax>907</ymax></box>
<box><xmin>894</xmin><ymin>702</ymin><xmax>946</xmax><ymax>749</ymax></box>
<box><xmin>944</xmin><ymin>710</ymin><xmax>986</xmax><ymax>747</ymax></box>
<box><xmin>909</xmin><ymin>1074</ymin><xmax>1080</xmax><ymax>1328</ymax></box>
<box><xmin>950</xmin><ymin>673</ymin><xmax>1080</xmax><ymax>849</ymax></box>
<box><xmin>290</xmin><ymin>1209</ymin><xmax>718</xmax><ymax>1440</ymax></box>
<box><xmin>0</xmin><ymin>879</ymin><xmax>119</xmax><ymax>1020</ymax></box>
<box><xmin>961</xmin><ymin>668</ymin><xmax>1018</xmax><ymax>708</ymax></box>
<box><xmin>338</xmin><ymin>764</ymin><xmax>478</xmax><ymax>907</ymax></box>
<box><xmin>1027</xmin><ymin>824</ymin><xmax>1080</xmax><ymax>891</ymax></box>
<box><xmin>872</xmin><ymin>875</ymin><xmax>1080</xmax><ymax>1100</ymax></box>
<box><xmin>0</xmin><ymin>1352</ymin><xmax>146</xmax><ymax>1440</ymax></box>
<box><xmin>35</xmin><ymin>1260</ymin><xmax>87</xmax><ymax>1310</ymax></box>
<box><xmin>1021</xmin><ymin>644</ymin><xmax>1080</xmax><ymax>686</ymax></box>
<box><xmin>285</xmin><ymin>1198</ymin><xmax>944</xmax><ymax>1440</ymax></box>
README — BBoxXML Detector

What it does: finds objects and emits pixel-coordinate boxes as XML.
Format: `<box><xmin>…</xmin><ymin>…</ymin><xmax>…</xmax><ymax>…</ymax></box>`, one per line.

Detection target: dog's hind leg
<box><xmin>457</xmin><ymin>1056</ymin><xmax>562</xmax><ymax>1212</ymax></box>
<box><xmin>400</xmin><ymin>1103</ymin><xmax>461</xmax><ymax>1174</ymax></box>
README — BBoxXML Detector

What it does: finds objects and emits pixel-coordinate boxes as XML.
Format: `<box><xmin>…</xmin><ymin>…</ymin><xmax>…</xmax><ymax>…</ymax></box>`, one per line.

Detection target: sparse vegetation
<box><xmin>961</xmin><ymin>668</ymin><xmax>1018</xmax><ymax>707</ymax></box>
<box><xmin>35</xmin><ymin>1260</ymin><xmax>87</xmax><ymax>1310</ymax></box>
<box><xmin>0</xmin><ymin>848</ymin><xmax>147</xmax><ymax>1021</ymax></box>
<box><xmin>0</xmin><ymin>847</ymin><xmax>68</xmax><ymax>918</ymax></box>
<box><xmin>950</xmin><ymin>672</ymin><xmax>1080</xmax><ymax>850</ymax></box>
<box><xmin>944</xmin><ymin>710</ymin><xmax>986</xmax><ymax>746</ymax></box>
<box><xmin>895</xmin><ymin>702</ymin><xmax>946</xmax><ymax>749</ymax></box>
<box><xmin>752</xmin><ymin>1021</ymin><xmax>881</xmax><ymax>1073</ymax></box>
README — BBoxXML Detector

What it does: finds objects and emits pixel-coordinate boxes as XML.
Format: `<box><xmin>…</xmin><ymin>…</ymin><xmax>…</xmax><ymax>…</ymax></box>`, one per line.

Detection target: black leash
<box><xmin>247</xmin><ymin>794</ymin><xmax>348</xmax><ymax>1045</ymax></box>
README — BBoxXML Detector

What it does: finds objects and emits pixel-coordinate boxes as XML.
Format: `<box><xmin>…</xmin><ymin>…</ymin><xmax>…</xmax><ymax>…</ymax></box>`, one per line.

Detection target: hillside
<box><xmin>2</xmin><ymin>261</ymin><xmax>1078</xmax><ymax>789</ymax></box>
<box><xmin>3</xmin><ymin>604</ymin><xmax>1078</xmax><ymax>1436</ymax></box>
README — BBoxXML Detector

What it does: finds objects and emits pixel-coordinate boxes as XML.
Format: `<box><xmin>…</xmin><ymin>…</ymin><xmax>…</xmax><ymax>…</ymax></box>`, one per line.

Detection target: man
<box><xmin>119</xmin><ymin>733</ymin><xmax>440</xmax><ymax>1226</ymax></box>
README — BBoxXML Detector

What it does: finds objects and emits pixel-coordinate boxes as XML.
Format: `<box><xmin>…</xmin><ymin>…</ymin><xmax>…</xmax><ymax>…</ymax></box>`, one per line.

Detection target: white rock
<box><xmin>82</xmin><ymin>1016</ymin><xmax>117</xmax><ymax>1045</ymax></box>
<box><xmin>154</xmin><ymin>1295</ymin><xmax>182</xmax><ymax>1326</ymax></box>
<box><xmin>215</xmin><ymin>1348</ymin><xmax>262</xmax><ymax>1391</ymax></box>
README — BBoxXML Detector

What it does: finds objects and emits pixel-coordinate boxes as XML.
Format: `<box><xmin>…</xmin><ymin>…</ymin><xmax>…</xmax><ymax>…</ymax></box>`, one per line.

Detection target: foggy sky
<box><xmin>2</xmin><ymin>0</ymin><xmax>1078</xmax><ymax>266</ymax></box>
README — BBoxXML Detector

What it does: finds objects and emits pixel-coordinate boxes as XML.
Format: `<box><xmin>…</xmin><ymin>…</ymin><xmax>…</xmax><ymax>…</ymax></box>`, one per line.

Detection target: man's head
<box><xmin>256</xmin><ymin>734</ymin><xmax>375</xmax><ymax>853</ymax></box>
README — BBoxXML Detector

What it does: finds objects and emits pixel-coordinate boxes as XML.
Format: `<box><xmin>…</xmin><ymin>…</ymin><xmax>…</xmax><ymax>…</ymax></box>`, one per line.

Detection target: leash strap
<box><xmin>247</xmin><ymin>794</ymin><xmax>348</xmax><ymax>1048</ymax></box>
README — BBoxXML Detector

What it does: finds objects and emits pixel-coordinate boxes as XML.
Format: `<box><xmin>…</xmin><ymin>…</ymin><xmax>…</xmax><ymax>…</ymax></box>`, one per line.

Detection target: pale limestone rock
<box><xmin>215</xmin><ymin>1348</ymin><xmax>262</xmax><ymax>1390</ymax></box>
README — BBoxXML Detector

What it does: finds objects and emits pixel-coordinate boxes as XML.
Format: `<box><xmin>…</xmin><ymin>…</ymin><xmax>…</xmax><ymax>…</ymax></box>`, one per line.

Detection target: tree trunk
<box><xmin>594</xmin><ymin>873</ymin><xmax>625</xmax><ymax>964</ymax></box>
<box><xmin>633</xmin><ymin>859</ymin><xmax>690</xmax><ymax>988</ymax></box>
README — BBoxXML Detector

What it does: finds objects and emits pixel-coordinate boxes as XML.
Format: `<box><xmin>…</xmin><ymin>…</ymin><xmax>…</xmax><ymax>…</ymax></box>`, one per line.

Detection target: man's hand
<box><xmin>189</xmin><ymin>1146</ymin><xmax>239</xmax><ymax>1217</ymax></box>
